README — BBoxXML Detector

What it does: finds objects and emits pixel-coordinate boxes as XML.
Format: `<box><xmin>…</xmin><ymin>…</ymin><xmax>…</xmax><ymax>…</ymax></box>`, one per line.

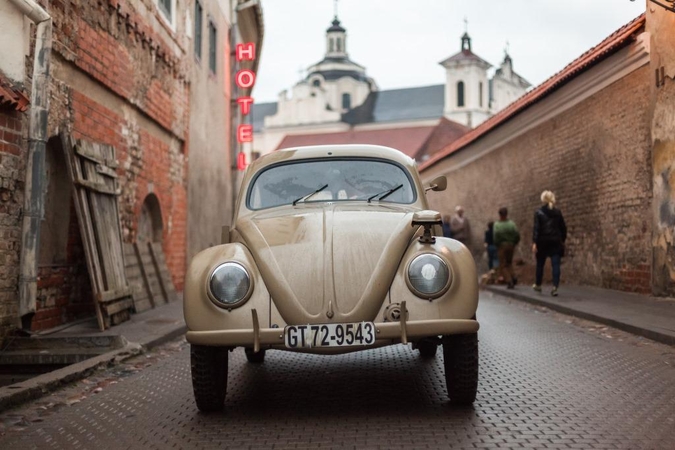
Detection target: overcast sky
<box><xmin>253</xmin><ymin>0</ymin><xmax>645</xmax><ymax>103</ymax></box>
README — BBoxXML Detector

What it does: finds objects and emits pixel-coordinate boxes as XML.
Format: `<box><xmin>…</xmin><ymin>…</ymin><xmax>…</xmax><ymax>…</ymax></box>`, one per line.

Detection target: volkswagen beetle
<box><xmin>184</xmin><ymin>145</ymin><xmax>479</xmax><ymax>411</ymax></box>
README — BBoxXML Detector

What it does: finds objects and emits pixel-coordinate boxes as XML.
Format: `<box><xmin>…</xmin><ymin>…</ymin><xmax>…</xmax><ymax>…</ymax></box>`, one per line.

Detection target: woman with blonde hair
<box><xmin>532</xmin><ymin>190</ymin><xmax>567</xmax><ymax>296</ymax></box>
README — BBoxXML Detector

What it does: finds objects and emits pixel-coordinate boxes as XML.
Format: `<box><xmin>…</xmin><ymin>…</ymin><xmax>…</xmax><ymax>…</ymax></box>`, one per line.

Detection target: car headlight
<box><xmin>406</xmin><ymin>254</ymin><xmax>451</xmax><ymax>299</ymax></box>
<box><xmin>208</xmin><ymin>262</ymin><xmax>252</xmax><ymax>308</ymax></box>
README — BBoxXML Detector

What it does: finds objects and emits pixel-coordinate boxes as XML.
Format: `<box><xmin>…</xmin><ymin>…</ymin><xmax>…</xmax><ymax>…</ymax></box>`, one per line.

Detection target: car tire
<box><xmin>442</xmin><ymin>333</ymin><xmax>478</xmax><ymax>405</ymax></box>
<box><xmin>245</xmin><ymin>347</ymin><xmax>266</xmax><ymax>363</ymax></box>
<box><xmin>416</xmin><ymin>340</ymin><xmax>438</xmax><ymax>358</ymax></box>
<box><xmin>190</xmin><ymin>344</ymin><xmax>228</xmax><ymax>412</ymax></box>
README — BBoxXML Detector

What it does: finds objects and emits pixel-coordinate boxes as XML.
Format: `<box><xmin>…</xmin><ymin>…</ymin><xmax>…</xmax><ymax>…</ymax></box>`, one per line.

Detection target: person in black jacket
<box><xmin>532</xmin><ymin>190</ymin><xmax>567</xmax><ymax>296</ymax></box>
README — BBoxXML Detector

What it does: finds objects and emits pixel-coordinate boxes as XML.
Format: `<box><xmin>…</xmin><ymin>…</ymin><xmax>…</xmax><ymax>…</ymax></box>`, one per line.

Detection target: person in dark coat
<box><xmin>532</xmin><ymin>190</ymin><xmax>567</xmax><ymax>296</ymax></box>
<box><xmin>484</xmin><ymin>221</ymin><xmax>498</xmax><ymax>271</ymax></box>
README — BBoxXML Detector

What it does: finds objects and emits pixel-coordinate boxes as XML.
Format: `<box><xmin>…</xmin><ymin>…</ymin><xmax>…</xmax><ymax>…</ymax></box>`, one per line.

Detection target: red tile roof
<box><xmin>275</xmin><ymin>125</ymin><xmax>439</xmax><ymax>158</ymax></box>
<box><xmin>0</xmin><ymin>71</ymin><xmax>29</xmax><ymax>112</ymax></box>
<box><xmin>417</xmin><ymin>117</ymin><xmax>470</xmax><ymax>160</ymax></box>
<box><xmin>420</xmin><ymin>14</ymin><xmax>646</xmax><ymax>172</ymax></box>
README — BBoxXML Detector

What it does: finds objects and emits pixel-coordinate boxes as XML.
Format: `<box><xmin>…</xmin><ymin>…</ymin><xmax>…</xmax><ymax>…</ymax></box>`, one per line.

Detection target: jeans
<box><xmin>487</xmin><ymin>245</ymin><xmax>498</xmax><ymax>270</ymax></box>
<box><xmin>536</xmin><ymin>253</ymin><xmax>561</xmax><ymax>287</ymax></box>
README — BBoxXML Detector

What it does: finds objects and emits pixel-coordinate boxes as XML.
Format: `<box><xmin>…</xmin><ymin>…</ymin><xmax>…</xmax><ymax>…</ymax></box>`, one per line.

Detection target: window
<box><xmin>194</xmin><ymin>1</ymin><xmax>203</xmax><ymax>59</ymax></box>
<box><xmin>247</xmin><ymin>159</ymin><xmax>416</xmax><ymax>210</ymax></box>
<box><xmin>336</xmin><ymin>37</ymin><xmax>342</xmax><ymax>52</ymax></box>
<box><xmin>457</xmin><ymin>81</ymin><xmax>465</xmax><ymax>107</ymax></box>
<box><xmin>342</xmin><ymin>93</ymin><xmax>351</xmax><ymax>110</ymax></box>
<box><xmin>479</xmin><ymin>82</ymin><xmax>483</xmax><ymax>107</ymax></box>
<box><xmin>158</xmin><ymin>0</ymin><xmax>172</xmax><ymax>22</ymax></box>
<box><xmin>329</xmin><ymin>38</ymin><xmax>334</xmax><ymax>52</ymax></box>
<box><xmin>208</xmin><ymin>21</ymin><xmax>217</xmax><ymax>73</ymax></box>
<box><xmin>312</xmin><ymin>79</ymin><xmax>321</xmax><ymax>87</ymax></box>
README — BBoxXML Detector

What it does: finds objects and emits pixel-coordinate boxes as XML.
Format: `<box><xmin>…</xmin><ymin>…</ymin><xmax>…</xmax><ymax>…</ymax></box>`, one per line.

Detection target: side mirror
<box><xmin>424</xmin><ymin>176</ymin><xmax>447</xmax><ymax>192</ymax></box>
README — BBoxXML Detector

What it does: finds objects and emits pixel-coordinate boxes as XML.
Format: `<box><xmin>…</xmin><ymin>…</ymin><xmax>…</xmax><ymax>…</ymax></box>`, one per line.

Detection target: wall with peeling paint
<box><xmin>648</xmin><ymin>4</ymin><xmax>675</xmax><ymax>296</ymax></box>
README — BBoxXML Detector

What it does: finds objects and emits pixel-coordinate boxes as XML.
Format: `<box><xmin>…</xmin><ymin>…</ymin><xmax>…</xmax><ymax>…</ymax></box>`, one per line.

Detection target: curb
<box><xmin>482</xmin><ymin>286</ymin><xmax>675</xmax><ymax>346</ymax></box>
<box><xmin>0</xmin><ymin>323</ymin><xmax>186</xmax><ymax>412</ymax></box>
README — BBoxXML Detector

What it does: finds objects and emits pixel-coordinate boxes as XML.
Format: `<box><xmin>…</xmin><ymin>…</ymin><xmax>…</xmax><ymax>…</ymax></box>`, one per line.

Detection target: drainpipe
<box><xmin>10</xmin><ymin>0</ymin><xmax>52</xmax><ymax>328</ymax></box>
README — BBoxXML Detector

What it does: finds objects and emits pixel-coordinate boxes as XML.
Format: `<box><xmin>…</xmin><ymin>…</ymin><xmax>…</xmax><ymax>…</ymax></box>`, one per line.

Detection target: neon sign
<box><xmin>235</xmin><ymin>42</ymin><xmax>256</xmax><ymax>170</ymax></box>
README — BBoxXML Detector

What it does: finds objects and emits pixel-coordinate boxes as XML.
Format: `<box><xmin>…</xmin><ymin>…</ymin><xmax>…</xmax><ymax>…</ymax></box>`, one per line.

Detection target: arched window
<box><xmin>479</xmin><ymin>82</ymin><xmax>483</xmax><ymax>107</ymax></box>
<box><xmin>342</xmin><ymin>93</ymin><xmax>351</xmax><ymax>110</ymax></box>
<box><xmin>457</xmin><ymin>81</ymin><xmax>465</xmax><ymax>107</ymax></box>
<box><xmin>336</xmin><ymin>37</ymin><xmax>342</xmax><ymax>52</ymax></box>
<box><xmin>329</xmin><ymin>38</ymin><xmax>334</xmax><ymax>52</ymax></box>
<box><xmin>138</xmin><ymin>194</ymin><xmax>164</xmax><ymax>243</ymax></box>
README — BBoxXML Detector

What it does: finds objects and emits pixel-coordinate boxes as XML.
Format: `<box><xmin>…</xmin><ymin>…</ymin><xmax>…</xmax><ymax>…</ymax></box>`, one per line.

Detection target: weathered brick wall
<box><xmin>426</xmin><ymin>66</ymin><xmax>653</xmax><ymax>293</ymax></box>
<box><xmin>0</xmin><ymin>109</ymin><xmax>25</xmax><ymax>336</ymax></box>
<box><xmin>16</xmin><ymin>0</ymin><xmax>191</xmax><ymax>331</ymax></box>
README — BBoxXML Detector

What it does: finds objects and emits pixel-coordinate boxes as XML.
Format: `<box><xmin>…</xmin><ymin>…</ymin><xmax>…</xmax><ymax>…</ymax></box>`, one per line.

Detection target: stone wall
<box><xmin>424</xmin><ymin>65</ymin><xmax>653</xmax><ymax>293</ymax></box>
<box><xmin>0</xmin><ymin>108</ymin><xmax>25</xmax><ymax>334</ymax></box>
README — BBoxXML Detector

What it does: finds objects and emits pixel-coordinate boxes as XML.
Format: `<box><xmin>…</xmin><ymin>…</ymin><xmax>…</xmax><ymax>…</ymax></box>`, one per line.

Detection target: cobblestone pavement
<box><xmin>1</xmin><ymin>291</ymin><xmax>674</xmax><ymax>449</ymax></box>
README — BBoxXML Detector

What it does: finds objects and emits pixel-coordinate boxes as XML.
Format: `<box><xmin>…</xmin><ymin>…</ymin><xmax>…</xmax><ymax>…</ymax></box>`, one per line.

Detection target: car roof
<box><xmin>247</xmin><ymin>145</ymin><xmax>417</xmax><ymax>174</ymax></box>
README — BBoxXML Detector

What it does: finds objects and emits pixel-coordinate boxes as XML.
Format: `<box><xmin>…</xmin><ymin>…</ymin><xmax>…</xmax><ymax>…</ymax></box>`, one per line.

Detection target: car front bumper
<box><xmin>186</xmin><ymin>318</ymin><xmax>479</xmax><ymax>350</ymax></box>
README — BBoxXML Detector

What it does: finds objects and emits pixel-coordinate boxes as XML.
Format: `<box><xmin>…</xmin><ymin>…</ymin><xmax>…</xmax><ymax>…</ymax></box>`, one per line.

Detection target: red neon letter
<box><xmin>237</xmin><ymin>152</ymin><xmax>248</xmax><ymax>171</ymax></box>
<box><xmin>237</xmin><ymin>97</ymin><xmax>253</xmax><ymax>115</ymax></box>
<box><xmin>237</xmin><ymin>124</ymin><xmax>253</xmax><ymax>143</ymax></box>
<box><xmin>235</xmin><ymin>70</ymin><xmax>256</xmax><ymax>89</ymax></box>
<box><xmin>236</xmin><ymin>43</ymin><xmax>256</xmax><ymax>62</ymax></box>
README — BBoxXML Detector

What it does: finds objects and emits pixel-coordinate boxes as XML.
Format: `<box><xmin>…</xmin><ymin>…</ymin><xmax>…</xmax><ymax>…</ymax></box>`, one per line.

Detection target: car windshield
<box><xmin>247</xmin><ymin>158</ymin><xmax>416</xmax><ymax>210</ymax></box>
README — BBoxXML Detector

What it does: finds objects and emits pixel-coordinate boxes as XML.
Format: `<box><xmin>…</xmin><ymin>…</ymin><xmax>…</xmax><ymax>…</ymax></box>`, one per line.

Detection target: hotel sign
<box><xmin>235</xmin><ymin>42</ymin><xmax>256</xmax><ymax>170</ymax></box>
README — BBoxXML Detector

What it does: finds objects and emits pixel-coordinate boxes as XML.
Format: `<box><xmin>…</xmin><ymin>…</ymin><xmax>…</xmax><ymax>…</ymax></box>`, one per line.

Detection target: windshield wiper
<box><xmin>367</xmin><ymin>184</ymin><xmax>403</xmax><ymax>203</ymax></box>
<box><xmin>292</xmin><ymin>184</ymin><xmax>329</xmax><ymax>205</ymax></box>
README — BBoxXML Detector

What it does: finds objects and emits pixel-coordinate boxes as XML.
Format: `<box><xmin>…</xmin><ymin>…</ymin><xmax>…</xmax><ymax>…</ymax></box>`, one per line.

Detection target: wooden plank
<box><xmin>149</xmin><ymin>242</ymin><xmax>178</xmax><ymax>303</ymax></box>
<box><xmin>74</xmin><ymin>143</ymin><xmax>119</xmax><ymax>168</ymax></box>
<box><xmin>95</xmin><ymin>164</ymin><xmax>118</xmax><ymax>178</ymax></box>
<box><xmin>96</xmin><ymin>287</ymin><xmax>133</xmax><ymax>303</ymax></box>
<box><xmin>62</xmin><ymin>134</ymin><xmax>107</xmax><ymax>331</ymax></box>
<box><xmin>134</xmin><ymin>242</ymin><xmax>157</xmax><ymax>309</ymax></box>
<box><xmin>75</xmin><ymin>179</ymin><xmax>120</xmax><ymax>196</ymax></box>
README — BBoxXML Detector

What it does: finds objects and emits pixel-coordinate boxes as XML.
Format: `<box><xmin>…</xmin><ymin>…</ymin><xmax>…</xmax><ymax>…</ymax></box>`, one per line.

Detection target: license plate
<box><xmin>284</xmin><ymin>322</ymin><xmax>376</xmax><ymax>348</ymax></box>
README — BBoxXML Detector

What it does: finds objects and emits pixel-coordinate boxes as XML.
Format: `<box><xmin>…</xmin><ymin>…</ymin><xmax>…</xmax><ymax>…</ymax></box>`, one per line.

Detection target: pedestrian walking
<box><xmin>484</xmin><ymin>221</ymin><xmax>498</xmax><ymax>271</ymax></box>
<box><xmin>450</xmin><ymin>206</ymin><xmax>470</xmax><ymax>245</ymax></box>
<box><xmin>532</xmin><ymin>190</ymin><xmax>567</xmax><ymax>296</ymax></box>
<box><xmin>493</xmin><ymin>207</ymin><xmax>520</xmax><ymax>289</ymax></box>
<box><xmin>442</xmin><ymin>213</ymin><xmax>453</xmax><ymax>238</ymax></box>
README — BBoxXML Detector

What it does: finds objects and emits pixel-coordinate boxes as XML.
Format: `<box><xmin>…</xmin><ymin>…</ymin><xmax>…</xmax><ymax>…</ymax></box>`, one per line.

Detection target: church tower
<box><xmin>439</xmin><ymin>31</ymin><xmax>491</xmax><ymax>127</ymax></box>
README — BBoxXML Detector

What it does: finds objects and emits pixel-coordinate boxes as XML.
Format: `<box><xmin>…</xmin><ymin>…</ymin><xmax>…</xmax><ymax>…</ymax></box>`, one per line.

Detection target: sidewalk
<box><xmin>483</xmin><ymin>284</ymin><xmax>675</xmax><ymax>346</ymax></box>
<box><xmin>0</xmin><ymin>299</ymin><xmax>186</xmax><ymax>411</ymax></box>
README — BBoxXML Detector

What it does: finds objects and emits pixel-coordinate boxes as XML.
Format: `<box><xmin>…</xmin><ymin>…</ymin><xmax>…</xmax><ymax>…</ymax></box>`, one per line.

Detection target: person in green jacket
<box><xmin>493</xmin><ymin>207</ymin><xmax>520</xmax><ymax>289</ymax></box>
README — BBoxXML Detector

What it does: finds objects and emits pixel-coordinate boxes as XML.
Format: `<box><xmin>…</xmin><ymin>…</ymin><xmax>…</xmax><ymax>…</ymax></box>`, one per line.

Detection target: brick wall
<box><xmin>22</xmin><ymin>0</ymin><xmax>190</xmax><ymax>331</ymax></box>
<box><xmin>425</xmin><ymin>66</ymin><xmax>653</xmax><ymax>293</ymax></box>
<box><xmin>0</xmin><ymin>108</ymin><xmax>24</xmax><ymax>337</ymax></box>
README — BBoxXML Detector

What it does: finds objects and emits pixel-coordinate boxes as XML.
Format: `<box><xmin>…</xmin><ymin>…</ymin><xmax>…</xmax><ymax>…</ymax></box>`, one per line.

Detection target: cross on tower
<box><xmin>334</xmin><ymin>0</ymin><xmax>338</xmax><ymax>17</ymax></box>
<box><xmin>463</xmin><ymin>16</ymin><xmax>468</xmax><ymax>33</ymax></box>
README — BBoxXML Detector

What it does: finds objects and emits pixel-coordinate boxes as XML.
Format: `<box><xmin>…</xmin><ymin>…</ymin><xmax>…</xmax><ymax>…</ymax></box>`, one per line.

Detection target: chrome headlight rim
<box><xmin>405</xmin><ymin>253</ymin><xmax>452</xmax><ymax>300</ymax></box>
<box><xmin>206</xmin><ymin>261</ymin><xmax>254</xmax><ymax>309</ymax></box>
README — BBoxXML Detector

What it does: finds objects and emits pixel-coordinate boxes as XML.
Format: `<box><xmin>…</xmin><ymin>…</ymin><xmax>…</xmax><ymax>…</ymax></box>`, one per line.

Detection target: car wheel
<box><xmin>245</xmin><ymin>347</ymin><xmax>266</xmax><ymax>363</ymax></box>
<box><xmin>442</xmin><ymin>333</ymin><xmax>478</xmax><ymax>405</ymax></box>
<box><xmin>416</xmin><ymin>340</ymin><xmax>438</xmax><ymax>358</ymax></box>
<box><xmin>190</xmin><ymin>344</ymin><xmax>228</xmax><ymax>412</ymax></box>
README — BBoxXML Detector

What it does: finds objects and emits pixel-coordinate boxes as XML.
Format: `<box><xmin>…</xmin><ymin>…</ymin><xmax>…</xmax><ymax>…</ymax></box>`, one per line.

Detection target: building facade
<box><xmin>0</xmin><ymin>0</ymin><xmax>263</xmax><ymax>339</ymax></box>
<box><xmin>252</xmin><ymin>15</ymin><xmax>530</xmax><ymax>157</ymax></box>
<box><xmin>421</xmin><ymin>7</ymin><xmax>675</xmax><ymax>297</ymax></box>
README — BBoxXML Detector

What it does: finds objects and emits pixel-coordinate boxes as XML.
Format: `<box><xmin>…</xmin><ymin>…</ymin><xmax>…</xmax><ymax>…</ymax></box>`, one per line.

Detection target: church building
<box><xmin>252</xmin><ymin>14</ymin><xmax>530</xmax><ymax>161</ymax></box>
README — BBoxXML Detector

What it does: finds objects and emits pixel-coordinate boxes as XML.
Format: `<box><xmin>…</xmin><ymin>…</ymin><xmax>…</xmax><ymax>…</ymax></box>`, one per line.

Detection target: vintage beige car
<box><xmin>184</xmin><ymin>145</ymin><xmax>479</xmax><ymax>411</ymax></box>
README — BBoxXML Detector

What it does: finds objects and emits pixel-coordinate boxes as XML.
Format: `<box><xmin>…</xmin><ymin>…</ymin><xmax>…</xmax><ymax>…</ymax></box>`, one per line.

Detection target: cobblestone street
<box><xmin>1</xmin><ymin>291</ymin><xmax>674</xmax><ymax>450</ymax></box>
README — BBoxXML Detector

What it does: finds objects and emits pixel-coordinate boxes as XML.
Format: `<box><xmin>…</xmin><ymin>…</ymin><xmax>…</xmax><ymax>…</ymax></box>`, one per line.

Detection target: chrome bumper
<box><xmin>186</xmin><ymin>318</ymin><xmax>479</xmax><ymax>348</ymax></box>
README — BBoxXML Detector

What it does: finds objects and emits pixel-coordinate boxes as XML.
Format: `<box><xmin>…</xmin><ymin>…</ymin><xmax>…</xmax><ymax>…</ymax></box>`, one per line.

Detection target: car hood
<box><xmin>236</xmin><ymin>203</ymin><xmax>420</xmax><ymax>323</ymax></box>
